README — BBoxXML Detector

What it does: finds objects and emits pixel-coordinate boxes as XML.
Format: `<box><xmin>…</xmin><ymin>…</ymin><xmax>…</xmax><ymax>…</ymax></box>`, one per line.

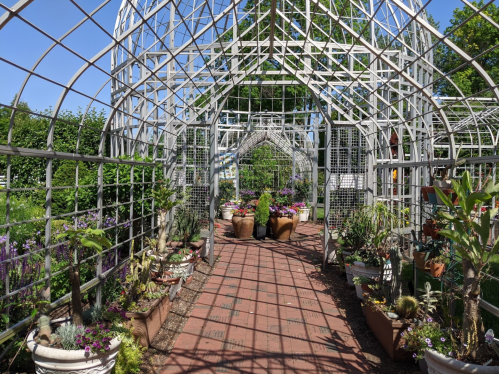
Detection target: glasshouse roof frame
<box><xmin>2</xmin><ymin>0</ymin><xmax>499</xmax><ymax>350</ymax></box>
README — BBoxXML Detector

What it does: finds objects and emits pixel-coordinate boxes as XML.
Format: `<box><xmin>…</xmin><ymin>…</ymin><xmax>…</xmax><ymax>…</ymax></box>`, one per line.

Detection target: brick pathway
<box><xmin>162</xmin><ymin>221</ymin><xmax>373</xmax><ymax>373</ymax></box>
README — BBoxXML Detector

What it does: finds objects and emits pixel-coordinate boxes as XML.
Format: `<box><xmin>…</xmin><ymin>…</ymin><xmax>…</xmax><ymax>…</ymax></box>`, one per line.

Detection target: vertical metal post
<box><xmin>209</xmin><ymin>114</ymin><xmax>218</xmax><ymax>266</ymax></box>
<box><xmin>96</xmin><ymin>161</ymin><xmax>103</xmax><ymax>306</ymax></box>
<box><xmin>323</xmin><ymin>121</ymin><xmax>332</xmax><ymax>268</ymax></box>
<box><xmin>312</xmin><ymin>117</ymin><xmax>319</xmax><ymax>222</ymax></box>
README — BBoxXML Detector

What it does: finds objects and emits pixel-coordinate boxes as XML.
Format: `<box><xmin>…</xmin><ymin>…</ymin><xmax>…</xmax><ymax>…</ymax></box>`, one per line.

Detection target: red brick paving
<box><xmin>162</xmin><ymin>221</ymin><xmax>373</xmax><ymax>373</ymax></box>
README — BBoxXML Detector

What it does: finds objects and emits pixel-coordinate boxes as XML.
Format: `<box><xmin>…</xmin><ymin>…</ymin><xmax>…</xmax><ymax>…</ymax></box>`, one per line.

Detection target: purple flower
<box><xmin>427</xmin><ymin>318</ymin><xmax>433</xmax><ymax>322</ymax></box>
<box><xmin>440</xmin><ymin>337</ymin><xmax>446</xmax><ymax>342</ymax></box>
<box><xmin>400</xmin><ymin>332</ymin><xmax>405</xmax><ymax>337</ymax></box>
<box><xmin>412</xmin><ymin>353</ymin><xmax>417</xmax><ymax>358</ymax></box>
<box><xmin>85</xmin><ymin>328</ymin><xmax>91</xmax><ymax>333</ymax></box>
<box><xmin>448</xmin><ymin>352</ymin><xmax>453</xmax><ymax>356</ymax></box>
<box><xmin>425</xmin><ymin>338</ymin><xmax>431</xmax><ymax>344</ymax></box>
<box><xmin>76</xmin><ymin>339</ymin><xmax>82</xmax><ymax>345</ymax></box>
<box><xmin>428</xmin><ymin>343</ymin><xmax>433</xmax><ymax>348</ymax></box>
<box><xmin>104</xmin><ymin>345</ymin><xmax>110</xmax><ymax>351</ymax></box>
<box><xmin>85</xmin><ymin>346</ymin><xmax>91</xmax><ymax>353</ymax></box>
<box><xmin>407</xmin><ymin>327</ymin><xmax>412</xmax><ymax>332</ymax></box>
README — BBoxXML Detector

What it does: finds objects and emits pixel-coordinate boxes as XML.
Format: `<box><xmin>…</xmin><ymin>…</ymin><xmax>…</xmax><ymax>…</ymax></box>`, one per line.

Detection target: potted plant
<box><xmin>428</xmin><ymin>248</ymin><xmax>448</xmax><ymax>278</ymax></box>
<box><xmin>27</xmin><ymin>228</ymin><xmax>122</xmax><ymax>373</ymax></box>
<box><xmin>353</xmin><ymin>276</ymin><xmax>373</xmax><ymax>300</ymax></box>
<box><xmin>231</xmin><ymin>205</ymin><xmax>255</xmax><ymax>239</ymax></box>
<box><xmin>170</xmin><ymin>207</ymin><xmax>203</xmax><ymax>249</ymax></box>
<box><xmin>425</xmin><ymin>171</ymin><xmax>499</xmax><ymax>370</ymax></box>
<box><xmin>413</xmin><ymin>240</ymin><xmax>443</xmax><ymax>271</ymax></box>
<box><xmin>254</xmin><ymin>193</ymin><xmax>271</xmax><ymax>240</ymax></box>
<box><xmin>219</xmin><ymin>180</ymin><xmax>235</xmax><ymax>219</ymax></box>
<box><xmin>268</xmin><ymin>205</ymin><xmax>298</xmax><ymax>241</ymax></box>
<box><xmin>362</xmin><ymin>294</ymin><xmax>418</xmax><ymax>361</ymax></box>
<box><xmin>120</xmin><ymin>249</ymin><xmax>171</xmax><ymax>347</ymax></box>
<box><xmin>221</xmin><ymin>201</ymin><xmax>236</xmax><ymax>220</ymax></box>
<box><xmin>292</xmin><ymin>175</ymin><xmax>312</xmax><ymax>221</ymax></box>
<box><xmin>344</xmin><ymin>253</ymin><xmax>362</xmax><ymax>286</ymax></box>
<box><xmin>152</xmin><ymin>179</ymin><xmax>181</xmax><ymax>253</ymax></box>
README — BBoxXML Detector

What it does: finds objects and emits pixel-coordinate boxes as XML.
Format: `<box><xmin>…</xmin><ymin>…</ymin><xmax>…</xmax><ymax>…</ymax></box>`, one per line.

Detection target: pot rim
<box><xmin>27</xmin><ymin>329</ymin><xmax>121</xmax><ymax>359</ymax></box>
<box><xmin>424</xmin><ymin>349</ymin><xmax>499</xmax><ymax>372</ymax></box>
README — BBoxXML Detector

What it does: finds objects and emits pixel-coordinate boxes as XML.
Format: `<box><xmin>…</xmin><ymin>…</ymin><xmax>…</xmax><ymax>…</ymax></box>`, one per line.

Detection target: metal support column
<box><xmin>323</xmin><ymin>121</ymin><xmax>332</xmax><ymax>268</ymax></box>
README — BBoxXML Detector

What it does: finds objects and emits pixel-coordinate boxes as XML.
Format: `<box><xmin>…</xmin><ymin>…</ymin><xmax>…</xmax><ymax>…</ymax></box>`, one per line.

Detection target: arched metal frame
<box><xmin>1</xmin><ymin>0</ymin><xmax>499</xmax><ymax>346</ymax></box>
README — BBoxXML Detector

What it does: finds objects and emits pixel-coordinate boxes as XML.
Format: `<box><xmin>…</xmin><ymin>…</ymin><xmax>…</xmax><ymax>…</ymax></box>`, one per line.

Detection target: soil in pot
<box><xmin>232</xmin><ymin>215</ymin><xmax>255</xmax><ymax>239</ymax></box>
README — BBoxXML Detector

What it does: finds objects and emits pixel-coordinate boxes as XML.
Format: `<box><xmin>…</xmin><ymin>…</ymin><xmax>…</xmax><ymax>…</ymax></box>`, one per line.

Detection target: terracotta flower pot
<box><xmin>126</xmin><ymin>293</ymin><xmax>172</xmax><ymax>347</ymax></box>
<box><xmin>269</xmin><ymin>215</ymin><xmax>295</xmax><ymax>240</ymax></box>
<box><xmin>232</xmin><ymin>214</ymin><xmax>255</xmax><ymax>239</ymax></box>
<box><xmin>363</xmin><ymin>304</ymin><xmax>414</xmax><ymax>361</ymax></box>
<box><xmin>361</xmin><ymin>283</ymin><xmax>373</xmax><ymax>294</ymax></box>
<box><xmin>430</xmin><ymin>227</ymin><xmax>441</xmax><ymax>240</ymax></box>
<box><xmin>291</xmin><ymin>214</ymin><xmax>299</xmax><ymax>235</ymax></box>
<box><xmin>430</xmin><ymin>262</ymin><xmax>445</xmax><ymax>278</ymax></box>
<box><xmin>413</xmin><ymin>251</ymin><xmax>431</xmax><ymax>270</ymax></box>
<box><xmin>421</xmin><ymin>187</ymin><xmax>429</xmax><ymax>202</ymax></box>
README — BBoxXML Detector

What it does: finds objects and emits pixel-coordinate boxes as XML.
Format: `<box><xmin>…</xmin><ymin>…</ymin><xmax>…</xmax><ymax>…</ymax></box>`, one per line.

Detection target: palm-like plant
<box><xmin>152</xmin><ymin>179</ymin><xmax>181</xmax><ymax>253</ymax></box>
<box><xmin>435</xmin><ymin>171</ymin><xmax>499</xmax><ymax>359</ymax></box>
<box><xmin>56</xmin><ymin>228</ymin><xmax>112</xmax><ymax>326</ymax></box>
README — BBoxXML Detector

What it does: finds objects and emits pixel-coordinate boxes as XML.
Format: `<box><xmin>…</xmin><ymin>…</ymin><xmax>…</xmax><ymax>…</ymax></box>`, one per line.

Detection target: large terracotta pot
<box><xmin>363</xmin><ymin>304</ymin><xmax>414</xmax><ymax>361</ymax></box>
<box><xmin>430</xmin><ymin>262</ymin><xmax>445</xmax><ymax>278</ymax></box>
<box><xmin>232</xmin><ymin>215</ymin><xmax>254</xmax><ymax>239</ymax></box>
<box><xmin>125</xmin><ymin>293</ymin><xmax>172</xmax><ymax>347</ymax></box>
<box><xmin>269</xmin><ymin>215</ymin><xmax>295</xmax><ymax>240</ymax></box>
<box><xmin>27</xmin><ymin>329</ymin><xmax>121</xmax><ymax>373</ymax></box>
<box><xmin>424</xmin><ymin>349</ymin><xmax>499</xmax><ymax>373</ymax></box>
<box><xmin>291</xmin><ymin>214</ymin><xmax>299</xmax><ymax>235</ymax></box>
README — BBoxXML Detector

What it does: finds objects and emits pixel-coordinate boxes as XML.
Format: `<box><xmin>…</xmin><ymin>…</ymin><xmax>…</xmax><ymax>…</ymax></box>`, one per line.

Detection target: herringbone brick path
<box><xmin>162</xmin><ymin>221</ymin><xmax>373</xmax><ymax>373</ymax></box>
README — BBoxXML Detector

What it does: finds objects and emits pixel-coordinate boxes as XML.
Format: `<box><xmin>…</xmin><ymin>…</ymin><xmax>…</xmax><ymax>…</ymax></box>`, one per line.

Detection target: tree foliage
<box><xmin>434</xmin><ymin>1</ymin><xmax>499</xmax><ymax>97</ymax></box>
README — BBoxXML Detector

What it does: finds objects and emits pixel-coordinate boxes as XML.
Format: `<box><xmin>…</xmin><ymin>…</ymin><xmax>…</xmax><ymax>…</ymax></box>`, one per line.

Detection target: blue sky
<box><xmin>0</xmin><ymin>0</ymin><xmax>465</xmax><ymax>115</ymax></box>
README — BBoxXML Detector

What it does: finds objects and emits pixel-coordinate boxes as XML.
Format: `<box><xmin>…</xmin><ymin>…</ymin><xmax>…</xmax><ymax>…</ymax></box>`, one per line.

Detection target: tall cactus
<box><xmin>390</xmin><ymin>246</ymin><xmax>403</xmax><ymax>304</ymax></box>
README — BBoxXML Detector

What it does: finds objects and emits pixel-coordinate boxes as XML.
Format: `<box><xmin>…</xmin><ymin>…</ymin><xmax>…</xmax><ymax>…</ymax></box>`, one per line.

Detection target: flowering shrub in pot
<box><xmin>268</xmin><ymin>205</ymin><xmax>298</xmax><ymax>240</ymax></box>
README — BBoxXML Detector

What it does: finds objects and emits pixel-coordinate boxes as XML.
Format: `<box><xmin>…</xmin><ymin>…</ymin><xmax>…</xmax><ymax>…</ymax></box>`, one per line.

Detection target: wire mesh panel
<box><xmin>174</xmin><ymin>127</ymin><xmax>210</xmax><ymax>220</ymax></box>
<box><xmin>328</xmin><ymin>127</ymin><xmax>366</xmax><ymax>229</ymax></box>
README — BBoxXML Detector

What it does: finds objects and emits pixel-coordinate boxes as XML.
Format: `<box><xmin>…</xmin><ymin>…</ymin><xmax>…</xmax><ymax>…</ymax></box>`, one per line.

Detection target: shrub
<box><xmin>112</xmin><ymin>326</ymin><xmax>145</xmax><ymax>374</ymax></box>
<box><xmin>255</xmin><ymin>193</ymin><xmax>271</xmax><ymax>226</ymax></box>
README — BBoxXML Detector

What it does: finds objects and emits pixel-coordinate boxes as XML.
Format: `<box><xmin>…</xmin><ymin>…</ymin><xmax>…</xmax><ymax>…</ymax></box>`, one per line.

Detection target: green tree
<box><xmin>434</xmin><ymin>1</ymin><xmax>499</xmax><ymax>97</ymax></box>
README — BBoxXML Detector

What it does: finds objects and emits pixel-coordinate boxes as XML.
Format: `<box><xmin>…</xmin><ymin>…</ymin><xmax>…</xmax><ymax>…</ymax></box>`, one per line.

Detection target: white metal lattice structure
<box><xmin>2</xmin><ymin>0</ymin><xmax>499</xmax><ymax>350</ymax></box>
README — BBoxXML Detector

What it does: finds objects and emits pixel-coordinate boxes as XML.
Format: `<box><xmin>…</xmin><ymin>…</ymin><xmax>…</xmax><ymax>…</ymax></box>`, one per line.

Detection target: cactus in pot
<box><xmin>152</xmin><ymin>179</ymin><xmax>181</xmax><ymax>253</ymax></box>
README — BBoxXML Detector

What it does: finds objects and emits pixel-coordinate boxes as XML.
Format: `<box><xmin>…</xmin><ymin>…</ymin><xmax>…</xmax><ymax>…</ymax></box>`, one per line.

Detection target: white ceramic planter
<box><xmin>345</xmin><ymin>265</ymin><xmax>355</xmax><ymax>285</ymax></box>
<box><xmin>27</xmin><ymin>330</ymin><xmax>121</xmax><ymax>374</ymax></box>
<box><xmin>351</xmin><ymin>261</ymin><xmax>392</xmax><ymax>281</ymax></box>
<box><xmin>221</xmin><ymin>206</ymin><xmax>234</xmax><ymax>220</ymax></box>
<box><xmin>298</xmin><ymin>208</ymin><xmax>310</xmax><ymax>222</ymax></box>
<box><xmin>424</xmin><ymin>349</ymin><xmax>499</xmax><ymax>373</ymax></box>
<box><xmin>354</xmin><ymin>284</ymin><xmax>364</xmax><ymax>300</ymax></box>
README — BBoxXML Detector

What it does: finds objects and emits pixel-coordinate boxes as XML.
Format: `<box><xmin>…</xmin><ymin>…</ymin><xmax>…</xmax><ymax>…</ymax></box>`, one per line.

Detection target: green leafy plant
<box><xmin>152</xmin><ymin>179</ymin><xmax>182</xmax><ymax>253</ymax></box>
<box><xmin>402</xmin><ymin>321</ymin><xmax>454</xmax><ymax>361</ymax></box>
<box><xmin>112</xmin><ymin>325</ymin><xmax>145</xmax><ymax>374</ymax></box>
<box><xmin>219</xmin><ymin>180</ymin><xmax>235</xmax><ymax>207</ymax></box>
<box><xmin>255</xmin><ymin>193</ymin><xmax>271</xmax><ymax>226</ymax></box>
<box><xmin>353</xmin><ymin>276</ymin><xmax>371</xmax><ymax>286</ymax></box>
<box><xmin>173</xmin><ymin>207</ymin><xmax>201</xmax><ymax>245</ymax></box>
<box><xmin>395</xmin><ymin>296</ymin><xmax>419</xmax><ymax>319</ymax></box>
<box><xmin>435</xmin><ymin>170</ymin><xmax>499</xmax><ymax>358</ymax></box>
<box><xmin>56</xmin><ymin>228</ymin><xmax>112</xmax><ymax>326</ymax></box>
<box><xmin>344</xmin><ymin>253</ymin><xmax>362</xmax><ymax>266</ymax></box>
<box><xmin>56</xmin><ymin>323</ymin><xmax>86</xmax><ymax>350</ymax></box>
<box><xmin>337</xmin><ymin>207</ymin><xmax>375</xmax><ymax>252</ymax></box>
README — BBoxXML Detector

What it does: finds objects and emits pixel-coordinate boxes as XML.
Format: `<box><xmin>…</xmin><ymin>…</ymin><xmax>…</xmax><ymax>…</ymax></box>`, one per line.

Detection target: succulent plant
<box><xmin>395</xmin><ymin>296</ymin><xmax>419</xmax><ymax>319</ymax></box>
